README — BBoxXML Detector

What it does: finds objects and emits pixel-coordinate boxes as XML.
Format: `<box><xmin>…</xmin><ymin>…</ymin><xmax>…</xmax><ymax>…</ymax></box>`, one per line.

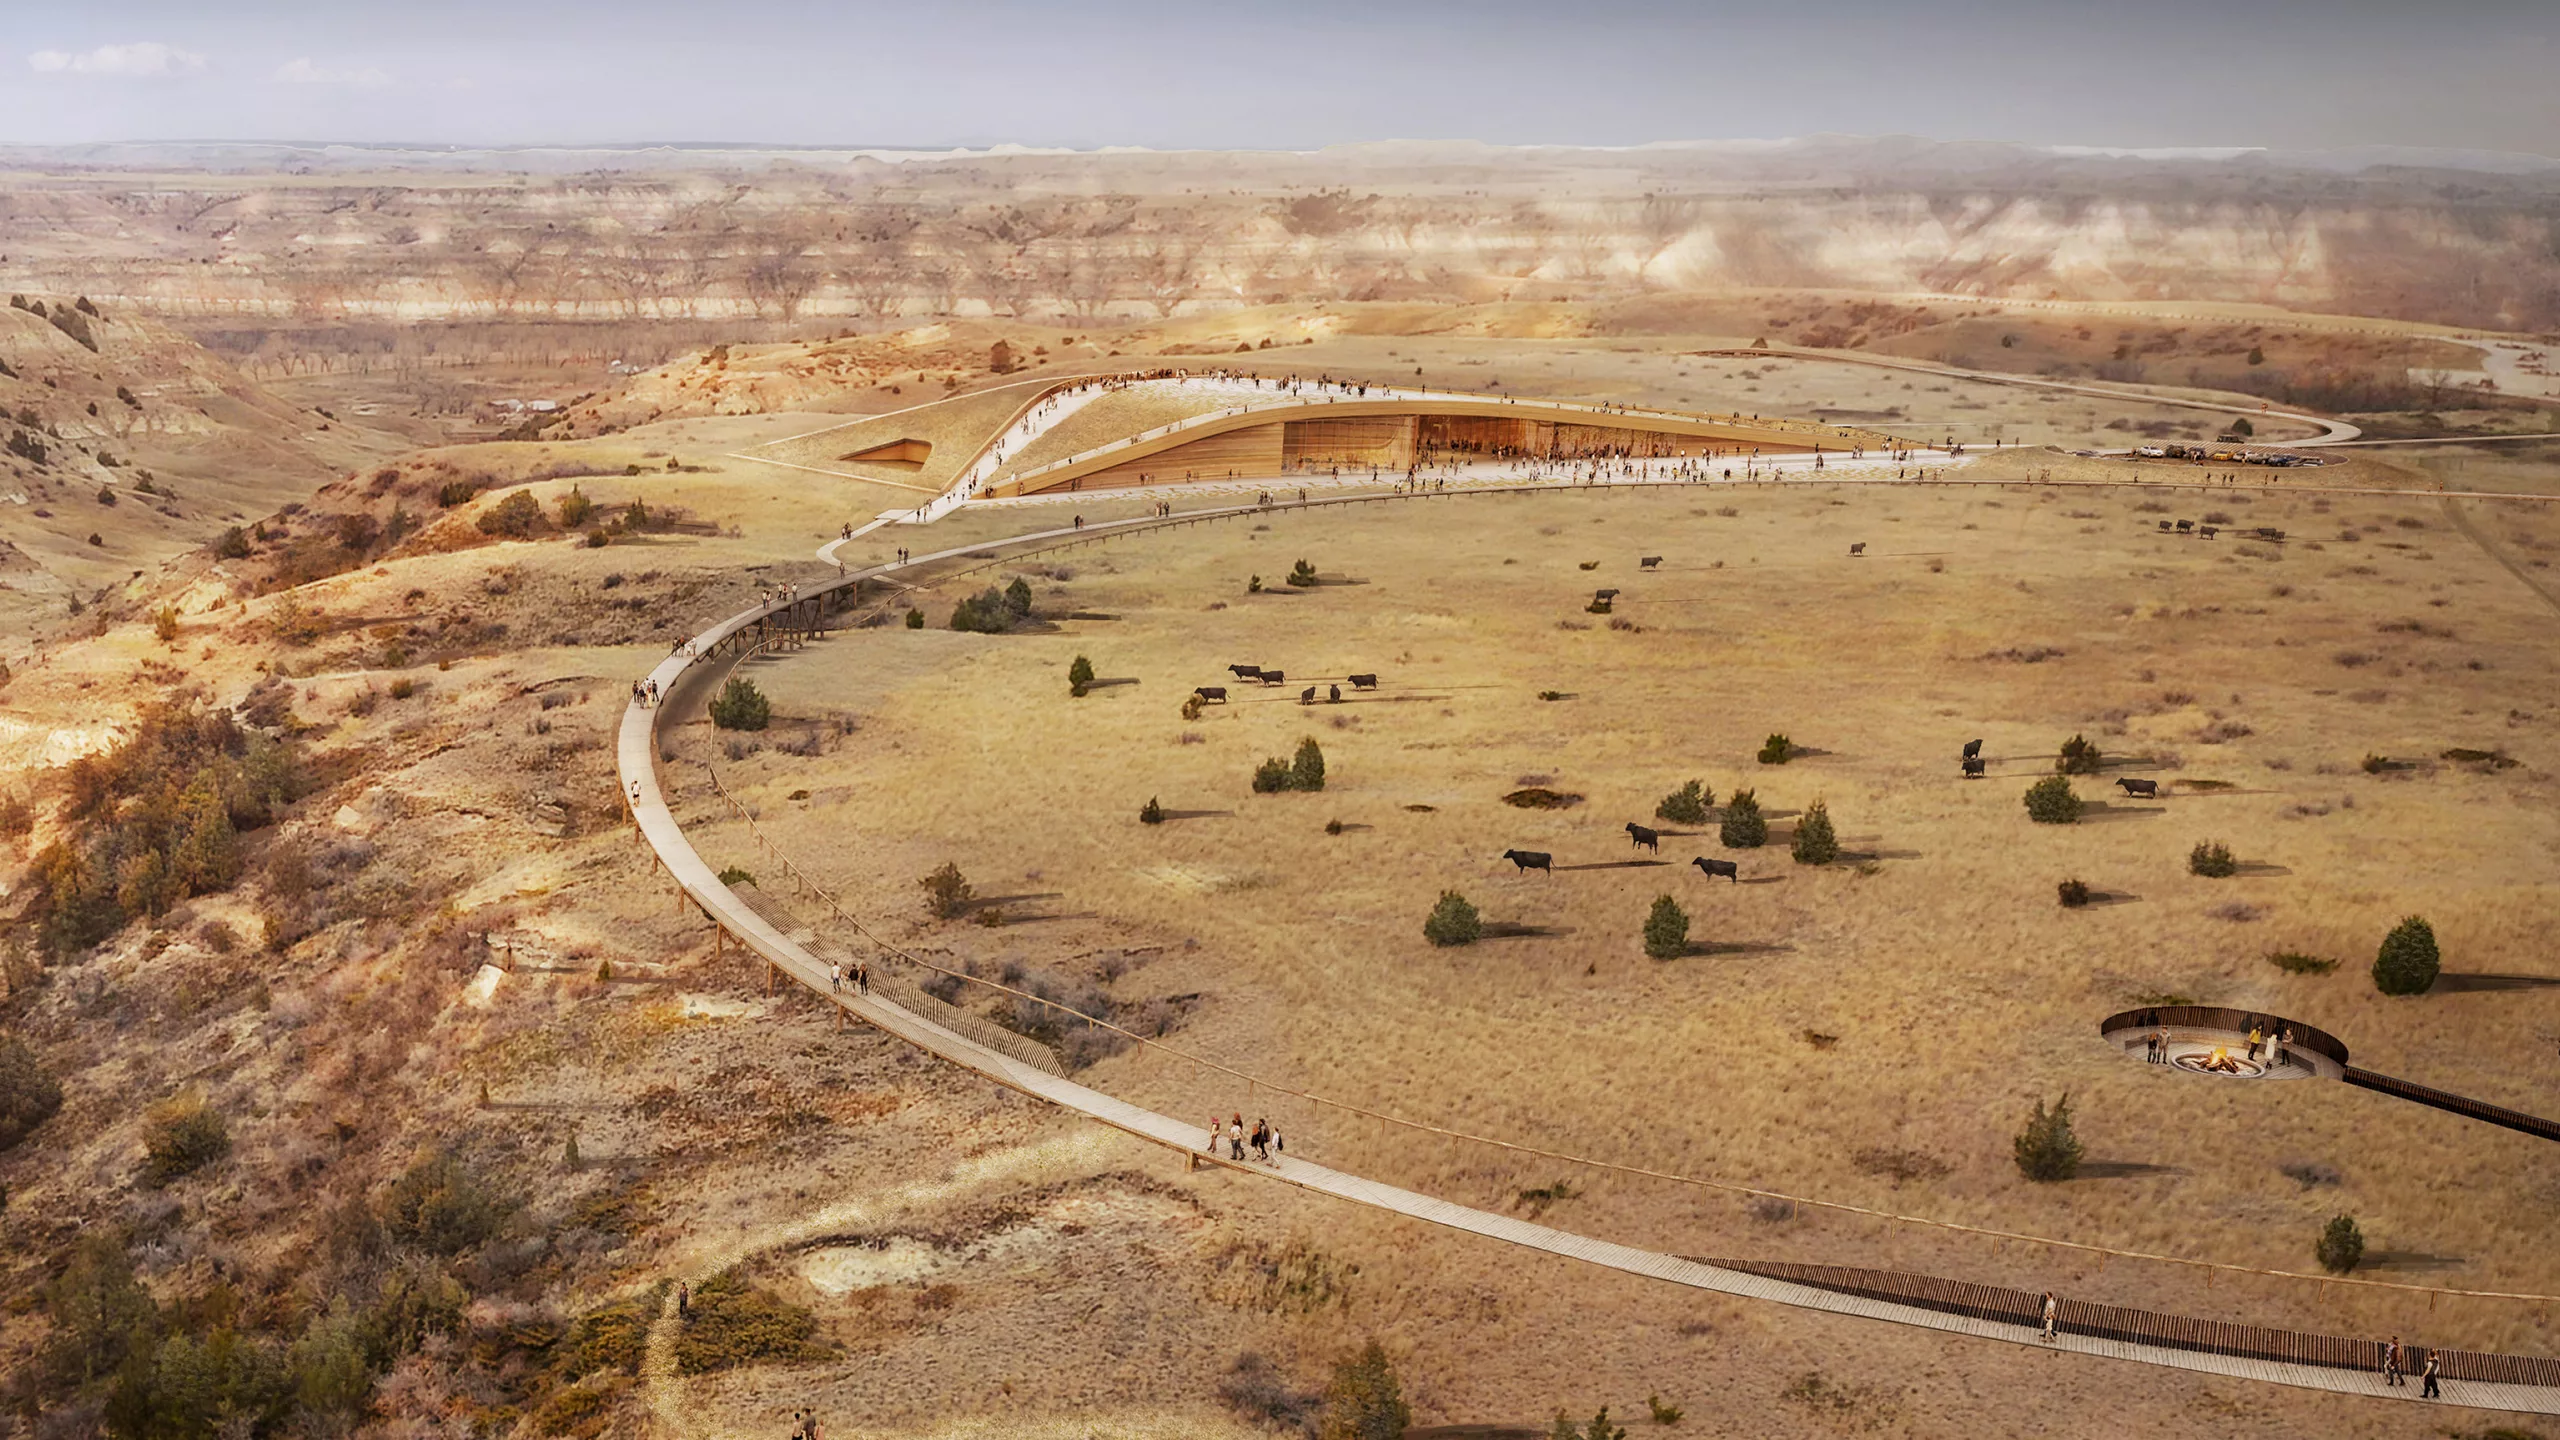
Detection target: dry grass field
<box><xmin>667</xmin><ymin>468</ymin><xmax>2560</xmax><ymax>1432</ymax></box>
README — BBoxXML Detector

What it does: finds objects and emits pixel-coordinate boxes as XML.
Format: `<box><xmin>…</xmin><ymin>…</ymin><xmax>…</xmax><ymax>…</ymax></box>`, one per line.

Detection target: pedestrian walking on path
<box><xmin>2384</xmin><ymin>1336</ymin><xmax>2404</xmax><ymax>1386</ymax></box>
<box><xmin>2040</xmin><ymin>1292</ymin><xmax>2059</xmax><ymax>1342</ymax></box>
<box><xmin>677</xmin><ymin>1281</ymin><xmax>690</xmax><ymax>1318</ymax></box>
<box><xmin>1228</xmin><ymin>1115</ymin><xmax>1245</xmax><ymax>1161</ymax></box>
<box><xmin>1205</xmin><ymin>1116</ymin><xmax>1221</xmax><ymax>1153</ymax></box>
<box><xmin>2422</xmin><ymin>1354</ymin><xmax>2441</xmax><ymax>1399</ymax></box>
<box><xmin>829</xmin><ymin>962</ymin><xmax>841</xmax><ymax>993</ymax></box>
<box><xmin>1268</xmin><ymin>1125</ymin><xmax>1284</xmax><ymax>1162</ymax></box>
<box><xmin>856</xmin><ymin>963</ymin><xmax>869</xmax><ymax>995</ymax></box>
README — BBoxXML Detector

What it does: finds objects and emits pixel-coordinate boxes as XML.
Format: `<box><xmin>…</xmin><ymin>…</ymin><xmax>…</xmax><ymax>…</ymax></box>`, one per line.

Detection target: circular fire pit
<box><xmin>2098</xmin><ymin>1005</ymin><xmax>2349</xmax><ymax>1082</ymax></box>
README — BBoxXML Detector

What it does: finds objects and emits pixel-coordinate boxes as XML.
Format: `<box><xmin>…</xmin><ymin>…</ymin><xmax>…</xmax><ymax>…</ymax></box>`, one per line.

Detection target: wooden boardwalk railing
<box><xmin>617</xmin><ymin>492</ymin><xmax>2560</xmax><ymax>1418</ymax></box>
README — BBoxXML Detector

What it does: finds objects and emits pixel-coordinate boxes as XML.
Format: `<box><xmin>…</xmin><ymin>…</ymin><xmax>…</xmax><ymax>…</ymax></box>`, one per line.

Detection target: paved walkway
<box><xmin>618</xmin><ymin>488</ymin><xmax>2560</xmax><ymax>1417</ymax></box>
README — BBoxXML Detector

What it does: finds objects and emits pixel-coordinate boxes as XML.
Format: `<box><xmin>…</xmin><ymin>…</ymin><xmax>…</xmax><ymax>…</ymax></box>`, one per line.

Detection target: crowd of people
<box><xmin>1206</xmin><ymin>1111</ymin><xmax>1286</xmax><ymax>1165</ymax></box>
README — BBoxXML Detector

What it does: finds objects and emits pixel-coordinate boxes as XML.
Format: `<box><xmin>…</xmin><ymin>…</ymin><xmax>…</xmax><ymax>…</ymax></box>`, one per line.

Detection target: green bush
<box><xmin>1004</xmin><ymin>576</ymin><xmax>1034</xmax><ymax>617</ymax></box>
<box><xmin>2012</xmin><ymin>1094</ymin><xmax>2084</xmax><ymax>1183</ymax></box>
<box><xmin>950</xmin><ymin>586</ymin><xmax>1017</xmax><ymax>633</ymax></box>
<box><xmin>1642</xmin><ymin>895</ymin><xmax>1690</xmax><ymax>960</ymax></box>
<box><xmin>2056</xmin><ymin>733</ymin><xmax>2103</xmax><ymax>775</ymax></box>
<box><xmin>1654</xmin><ymin>779</ymin><xmax>1712</xmax><ymax>825</ymax></box>
<box><xmin>2267</xmin><ymin>951</ymin><xmax>2338</xmax><ymax>975</ymax></box>
<box><xmin>2372</xmin><ymin>915</ymin><xmax>2441</xmax><ymax>996</ymax></box>
<box><xmin>1320</xmin><ymin>1339</ymin><xmax>1411</xmax><ymax>1440</ymax></box>
<box><xmin>1718</xmin><ymin>789</ymin><xmax>1767</xmax><ymax>848</ymax></box>
<box><xmin>707</xmin><ymin>677</ymin><xmax>771</xmax><ymax>731</ymax></box>
<box><xmin>476</xmin><ymin>489</ymin><xmax>545</xmax><ymax>538</ymax></box>
<box><xmin>2023</xmin><ymin>775</ymin><xmax>2081</xmax><ymax>824</ymax></box>
<box><xmin>1252</xmin><ymin>757</ymin><xmax>1295</xmax><ymax>793</ymax></box>
<box><xmin>1423</xmin><ymin>891</ymin><xmax>1481</xmax><ymax>947</ymax></box>
<box><xmin>1068</xmin><ymin>654</ymin><xmax>1095</xmax><ymax>697</ymax></box>
<box><xmin>2188</xmin><ymin>840</ymin><xmax>2238</xmax><ymax>877</ymax></box>
<box><xmin>141</xmin><ymin>1096</ymin><xmax>231</xmax><ymax>1186</ymax></box>
<box><xmin>564</xmin><ymin>1297</ymin><xmax>656</xmax><ymax>1378</ymax></box>
<box><xmin>0</xmin><ymin>1035</ymin><xmax>62</xmax><ymax>1151</ymax></box>
<box><xmin>673</xmin><ymin>1270</ymin><xmax>832</xmax><ymax>1375</ymax></box>
<box><xmin>919</xmin><ymin>862</ymin><xmax>973</xmax><ymax>921</ymax></box>
<box><xmin>2314</xmin><ymin>1214</ymin><xmax>2365</xmax><ymax>1274</ymax></box>
<box><xmin>904</xmin><ymin>606</ymin><xmax>924</xmax><ymax>629</ymax></box>
<box><xmin>716</xmin><ymin>866</ymin><xmax>755</xmax><ymax>887</ymax></box>
<box><xmin>43</xmin><ymin>1233</ymin><xmax>158</xmax><ymax>1387</ymax></box>
<box><xmin>2057</xmin><ymin>878</ymin><xmax>2091</xmax><ymax>907</ymax></box>
<box><xmin>381</xmin><ymin>1148</ymin><xmax>511</xmax><ymax>1255</ymax></box>
<box><xmin>1790</xmin><ymin>799</ymin><xmax>1838</xmax><ymax>865</ymax></box>
<box><xmin>1549</xmin><ymin>1407</ymin><xmax>1628</xmax><ymax>1440</ymax></box>
<box><xmin>1756</xmin><ymin>732</ymin><xmax>1793</xmax><ymax>765</ymax></box>
<box><xmin>1139</xmin><ymin>796</ymin><xmax>1164</xmax><ymax>825</ymax></box>
<box><xmin>1287</xmin><ymin>558</ymin><xmax>1319</xmax><ymax>588</ymax></box>
<box><xmin>556</xmin><ymin>485</ymin><xmax>594</xmax><ymax>528</ymax></box>
<box><xmin>213</xmin><ymin>526</ymin><xmax>251</xmax><ymax>559</ymax></box>
<box><xmin>1291</xmin><ymin>737</ymin><xmax>1327</xmax><ymax>792</ymax></box>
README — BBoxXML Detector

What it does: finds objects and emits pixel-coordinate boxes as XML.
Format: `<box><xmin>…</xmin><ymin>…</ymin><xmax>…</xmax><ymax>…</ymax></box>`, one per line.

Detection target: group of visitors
<box><xmin>828</xmin><ymin>961</ymin><xmax>871</xmax><ymax>996</ymax></box>
<box><xmin>1205</xmin><ymin>1111</ymin><xmax>1285</xmax><ymax>1165</ymax></box>
<box><xmin>630</xmin><ymin>677</ymin><xmax>662</xmax><ymax>706</ymax></box>
<box><xmin>2379</xmin><ymin>1336</ymin><xmax>2443</xmax><ymax>1396</ymax></box>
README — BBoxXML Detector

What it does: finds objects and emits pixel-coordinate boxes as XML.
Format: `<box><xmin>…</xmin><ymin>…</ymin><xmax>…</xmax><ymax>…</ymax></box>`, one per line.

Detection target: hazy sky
<box><xmin>2</xmin><ymin>0</ymin><xmax>2553</xmax><ymax>155</ymax></box>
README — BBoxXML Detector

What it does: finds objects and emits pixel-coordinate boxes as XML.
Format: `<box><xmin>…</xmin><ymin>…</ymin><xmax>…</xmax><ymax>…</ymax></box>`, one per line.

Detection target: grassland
<box><xmin>675</xmin><ymin>467</ymin><xmax>2560</xmax><ymax>1433</ymax></box>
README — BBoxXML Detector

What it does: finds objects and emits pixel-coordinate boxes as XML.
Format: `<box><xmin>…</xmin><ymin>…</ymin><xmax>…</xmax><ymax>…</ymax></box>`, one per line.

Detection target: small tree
<box><xmin>2023</xmin><ymin>775</ymin><xmax>2082</xmax><ymax>824</ymax></box>
<box><xmin>1287</xmin><ymin>558</ymin><xmax>1319</xmax><ymax>588</ymax></box>
<box><xmin>1139</xmin><ymin>796</ymin><xmax>1164</xmax><ymax>825</ymax></box>
<box><xmin>1291</xmin><ymin>737</ymin><xmax>1327</xmax><ymax>792</ymax></box>
<box><xmin>2230</xmin><ymin>417</ymin><xmax>2254</xmax><ymax>438</ymax></box>
<box><xmin>476</xmin><ymin>490</ymin><xmax>545</xmax><ymax>538</ymax></box>
<box><xmin>2188</xmin><ymin>840</ymin><xmax>2238</xmax><ymax>878</ymax></box>
<box><xmin>0</xmin><ymin>1035</ymin><xmax>63</xmax><ymax>1151</ymax></box>
<box><xmin>2057</xmin><ymin>878</ymin><xmax>2091</xmax><ymax>908</ymax></box>
<box><xmin>1004</xmin><ymin>576</ymin><xmax>1034</xmax><ymax>618</ymax></box>
<box><xmin>2372</xmin><ymin>915</ymin><xmax>2441</xmax><ymax>996</ymax></box>
<box><xmin>2012</xmin><ymin>1093</ymin><xmax>2084</xmax><ymax>1183</ymax></box>
<box><xmin>1720</xmin><ymin>789</ymin><xmax>1767</xmax><ymax>848</ymax></box>
<box><xmin>905</xmin><ymin>607</ymin><xmax>924</xmax><ymax>629</ymax></box>
<box><xmin>1642</xmin><ymin>895</ymin><xmax>1690</xmax><ymax>960</ymax></box>
<box><xmin>556</xmin><ymin>485</ymin><xmax>594</xmax><ymax>528</ymax></box>
<box><xmin>561</xmin><ymin>1129</ymin><xmax>582</xmax><ymax>1173</ymax></box>
<box><xmin>1790</xmin><ymin>799</ymin><xmax>1838</xmax><ymax>865</ymax></box>
<box><xmin>2056</xmin><ymin>734</ymin><xmax>2103</xmax><ymax>775</ymax></box>
<box><xmin>1320</xmin><ymin>1339</ymin><xmax>1411</xmax><ymax>1440</ymax></box>
<box><xmin>151</xmin><ymin>607</ymin><xmax>180</xmax><ymax>643</ymax></box>
<box><xmin>919</xmin><ymin>862</ymin><xmax>973</xmax><ymax>922</ymax></box>
<box><xmin>1252</xmin><ymin>756</ymin><xmax>1295</xmax><ymax>793</ymax></box>
<box><xmin>1068</xmin><ymin>654</ymin><xmax>1095</xmax><ymax>697</ymax></box>
<box><xmin>708</xmin><ymin>677</ymin><xmax>771</xmax><ymax>731</ymax></box>
<box><xmin>141</xmin><ymin>1095</ymin><xmax>232</xmax><ymax>1186</ymax></box>
<box><xmin>214</xmin><ymin>526</ymin><xmax>251</xmax><ymax>560</ymax></box>
<box><xmin>1423</xmin><ymin>891</ymin><xmax>1482</xmax><ymax>947</ymax></box>
<box><xmin>2314</xmin><ymin>1214</ymin><xmax>2365</xmax><ymax>1274</ymax></box>
<box><xmin>1757</xmin><ymin>733</ymin><xmax>1793</xmax><ymax>765</ymax></box>
<box><xmin>2246</xmin><ymin>345</ymin><xmax>2265</xmax><ymax>366</ymax></box>
<box><xmin>1655</xmin><ymin>779</ymin><xmax>1712</xmax><ymax>825</ymax></box>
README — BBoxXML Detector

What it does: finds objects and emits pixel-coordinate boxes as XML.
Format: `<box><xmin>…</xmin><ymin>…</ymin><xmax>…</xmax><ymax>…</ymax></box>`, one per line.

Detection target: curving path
<box><xmin>618</xmin><ymin>488</ymin><xmax>2560</xmax><ymax>1418</ymax></box>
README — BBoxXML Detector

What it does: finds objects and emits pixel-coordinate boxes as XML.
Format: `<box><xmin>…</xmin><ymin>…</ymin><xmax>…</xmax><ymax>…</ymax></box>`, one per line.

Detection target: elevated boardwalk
<box><xmin>617</xmin><ymin>491</ymin><xmax>2560</xmax><ymax>1417</ymax></box>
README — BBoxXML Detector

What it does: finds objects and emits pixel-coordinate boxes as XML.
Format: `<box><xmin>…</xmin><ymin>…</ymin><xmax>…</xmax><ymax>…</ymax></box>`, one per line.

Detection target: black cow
<box><xmin>1693</xmin><ymin>856</ymin><xmax>1739</xmax><ymax>882</ymax></box>
<box><xmin>1640</xmin><ymin>555</ymin><xmax>1664</xmax><ymax>570</ymax></box>
<box><xmin>1962</xmin><ymin>756</ymin><xmax>1986</xmax><ymax>778</ymax></box>
<box><xmin>2116</xmin><ymin>777</ymin><xmax>2160</xmax><ymax>798</ymax></box>
<box><xmin>1300</xmin><ymin>686</ymin><xmax>1317</xmax><ymax>706</ymax></box>
<box><xmin>1594</xmin><ymin>588</ymin><xmax>1621</xmax><ymax>602</ymax></box>
<box><xmin>1502</xmin><ymin>848</ymin><xmax>1553</xmax><ymax>873</ymax></box>
<box><xmin>1849</xmin><ymin>542</ymin><xmax>1867</xmax><ymax>556</ymax></box>
<box><xmin>1962</xmin><ymin>738</ymin><xmax>1984</xmax><ymax>760</ymax></box>
<box><xmin>1262</xmin><ymin>669</ymin><xmax>1285</xmax><ymax>686</ymax></box>
<box><xmin>2176</xmin><ymin>519</ymin><xmax>2194</xmax><ymax>533</ymax></box>
<box><xmin>2199</xmin><ymin>526</ymin><xmax>2219</xmax><ymax>539</ymax></box>
<box><xmin>1228</xmin><ymin>664</ymin><xmax>1263</xmax><ymax>680</ymax></box>
<box><xmin>2157</xmin><ymin>520</ymin><xmax>2174</xmax><ymax>532</ymax></box>
<box><xmin>1329</xmin><ymin>684</ymin><xmax>1342</xmax><ymax>703</ymax></box>
<box><xmin>1193</xmin><ymin>686</ymin><xmax>1228</xmax><ymax>703</ymax></box>
<box><xmin>1348</xmin><ymin>673</ymin><xmax>1379</xmax><ymax>690</ymax></box>
<box><xmin>1626</xmin><ymin>822</ymin><xmax>1661</xmax><ymax>852</ymax></box>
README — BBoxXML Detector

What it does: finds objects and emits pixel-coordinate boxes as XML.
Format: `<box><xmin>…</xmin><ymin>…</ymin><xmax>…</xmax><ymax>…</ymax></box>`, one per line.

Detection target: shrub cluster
<box><xmin>1252</xmin><ymin>738</ymin><xmax>1327</xmax><ymax>793</ymax></box>
<box><xmin>707</xmin><ymin>677</ymin><xmax>771</xmax><ymax>731</ymax></box>
<box><xmin>2188</xmin><ymin>840</ymin><xmax>2238</xmax><ymax>877</ymax></box>
<box><xmin>1068</xmin><ymin>654</ymin><xmax>1095</xmax><ymax>697</ymax></box>
<box><xmin>1757</xmin><ymin>732</ymin><xmax>1793</xmax><ymax>765</ymax></box>
<box><xmin>1654</xmin><ymin>779</ymin><xmax>1711</xmax><ymax>825</ymax></box>
<box><xmin>951</xmin><ymin>578</ymin><xmax>1035</xmax><ymax>633</ymax></box>
<box><xmin>1790</xmin><ymin>799</ymin><xmax>1839</xmax><ymax>865</ymax></box>
<box><xmin>1718</xmin><ymin>788</ymin><xmax>1768</xmax><ymax>848</ymax></box>
<box><xmin>1642</xmin><ymin>895</ymin><xmax>1690</xmax><ymax>959</ymax></box>
<box><xmin>2372</xmin><ymin>915</ymin><xmax>2440</xmax><ymax>996</ymax></box>
<box><xmin>672</xmin><ymin>1270</ymin><xmax>833</xmax><ymax>1375</ymax></box>
<box><xmin>140</xmin><ymin>1095</ymin><xmax>232</xmax><ymax>1186</ymax></box>
<box><xmin>1286</xmin><ymin>558</ymin><xmax>1319</xmax><ymax>587</ymax></box>
<box><xmin>2022</xmin><ymin>775</ymin><xmax>2082</xmax><ymax>824</ymax></box>
<box><xmin>1423</xmin><ymin>891</ymin><xmax>1482</xmax><ymax>947</ymax></box>
<box><xmin>2314</xmin><ymin>1214</ymin><xmax>2365</xmax><ymax>1274</ymax></box>
<box><xmin>0</xmin><ymin>1035</ymin><xmax>63</xmax><ymax>1151</ymax></box>
<box><xmin>2056</xmin><ymin>733</ymin><xmax>2104</xmax><ymax>775</ymax></box>
<box><xmin>2057</xmin><ymin>878</ymin><xmax>2091</xmax><ymax>908</ymax></box>
<box><xmin>30</xmin><ymin>703</ymin><xmax>303</xmax><ymax>956</ymax></box>
<box><xmin>919</xmin><ymin>862</ymin><xmax>973</xmax><ymax>922</ymax></box>
<box><xmin>2012</xmin><ymin>1094</ymin><xmax>2084</xmax><ymax>1182</ymax></box>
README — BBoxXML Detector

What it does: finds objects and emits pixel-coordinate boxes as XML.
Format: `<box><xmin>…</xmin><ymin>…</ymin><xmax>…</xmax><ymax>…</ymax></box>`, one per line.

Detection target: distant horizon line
<box><xmin>3</xmin><ymin>134</ymin><xmax>2556</xmax><ymax>167</ymax></box>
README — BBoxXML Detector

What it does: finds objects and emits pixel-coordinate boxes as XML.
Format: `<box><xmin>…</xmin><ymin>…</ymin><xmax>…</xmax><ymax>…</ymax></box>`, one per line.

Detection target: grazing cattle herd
<box><xmin>1502</xmin><ymin>848</ymin><xmax>1553</xmax><ymax>874</ymax></box>
<box><xmin>1625</xmin><ymin>822</ymin><xmax>1661</xmax><ymax>852</ymax></box>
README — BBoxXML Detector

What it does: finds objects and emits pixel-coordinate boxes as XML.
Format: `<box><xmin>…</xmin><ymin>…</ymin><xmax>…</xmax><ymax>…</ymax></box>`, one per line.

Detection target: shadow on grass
<box><xmin>2078</xmin><ymin>801</ymin><xmax>2168</xmax><ymax>822</ymax></box>
<box><xmin>2232</xmin><ymin>861</ymin><xmax>2293</xmax><ymax>877</ymax></box>
<box><xmin>1156</xmin><ymin>809</ymin><xmax>1233</xmax><ymax>822</ymax></box>
<box><xmin>970</xmin><ymin>892</ymin><xmax>1065</xmax><ymax>909</ymax></box>
<box><xmin>1739</xmin><ymin>874</ymin><xmax>1787</xmax><ymax>886</ymax></box>
<box><xmin>1481</xmin><ymin>922</ymin><xmax>1573</xmax><ymax>940</ymax></box>
<box><xmin>2076</xmin><ymin>890</ymin><xmax>2144</xmax><ymax>907</ymax></box>
<box><xmin>2432</xmin><ymin>972</ymin><xmax>2560</xmax><ymax>993</ymax></box>
<box><xmin>1681</xmin><ymin>940</ymin><xmax>1793</xmax><ymax>958</ymax></box>
<box><xmin>2076</xmin><ymin>1159</ymin><xmax>2185</xmax><ymax>1180</ymax></box>
<box><xmin>1555</xmin><ymin>859</ymin><xmax>1671</xmax><ymax>872</ymax></box>
<box><xmin>1085</xmin><ymin>676</ymin><xmax>1142</xmax><ymax>689</ymax></box>
<box><xmin>2362</xmin><ymin>1251</ymin><xmax>2468</xmax><ymax>1273</ymax></box>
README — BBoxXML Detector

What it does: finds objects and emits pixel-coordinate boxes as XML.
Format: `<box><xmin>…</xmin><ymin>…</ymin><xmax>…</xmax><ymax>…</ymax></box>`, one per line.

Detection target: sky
<box><xmin>0</xmin><ymin>0</ymin><xmax>2553</xmax><ymax>156</ymax></box>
